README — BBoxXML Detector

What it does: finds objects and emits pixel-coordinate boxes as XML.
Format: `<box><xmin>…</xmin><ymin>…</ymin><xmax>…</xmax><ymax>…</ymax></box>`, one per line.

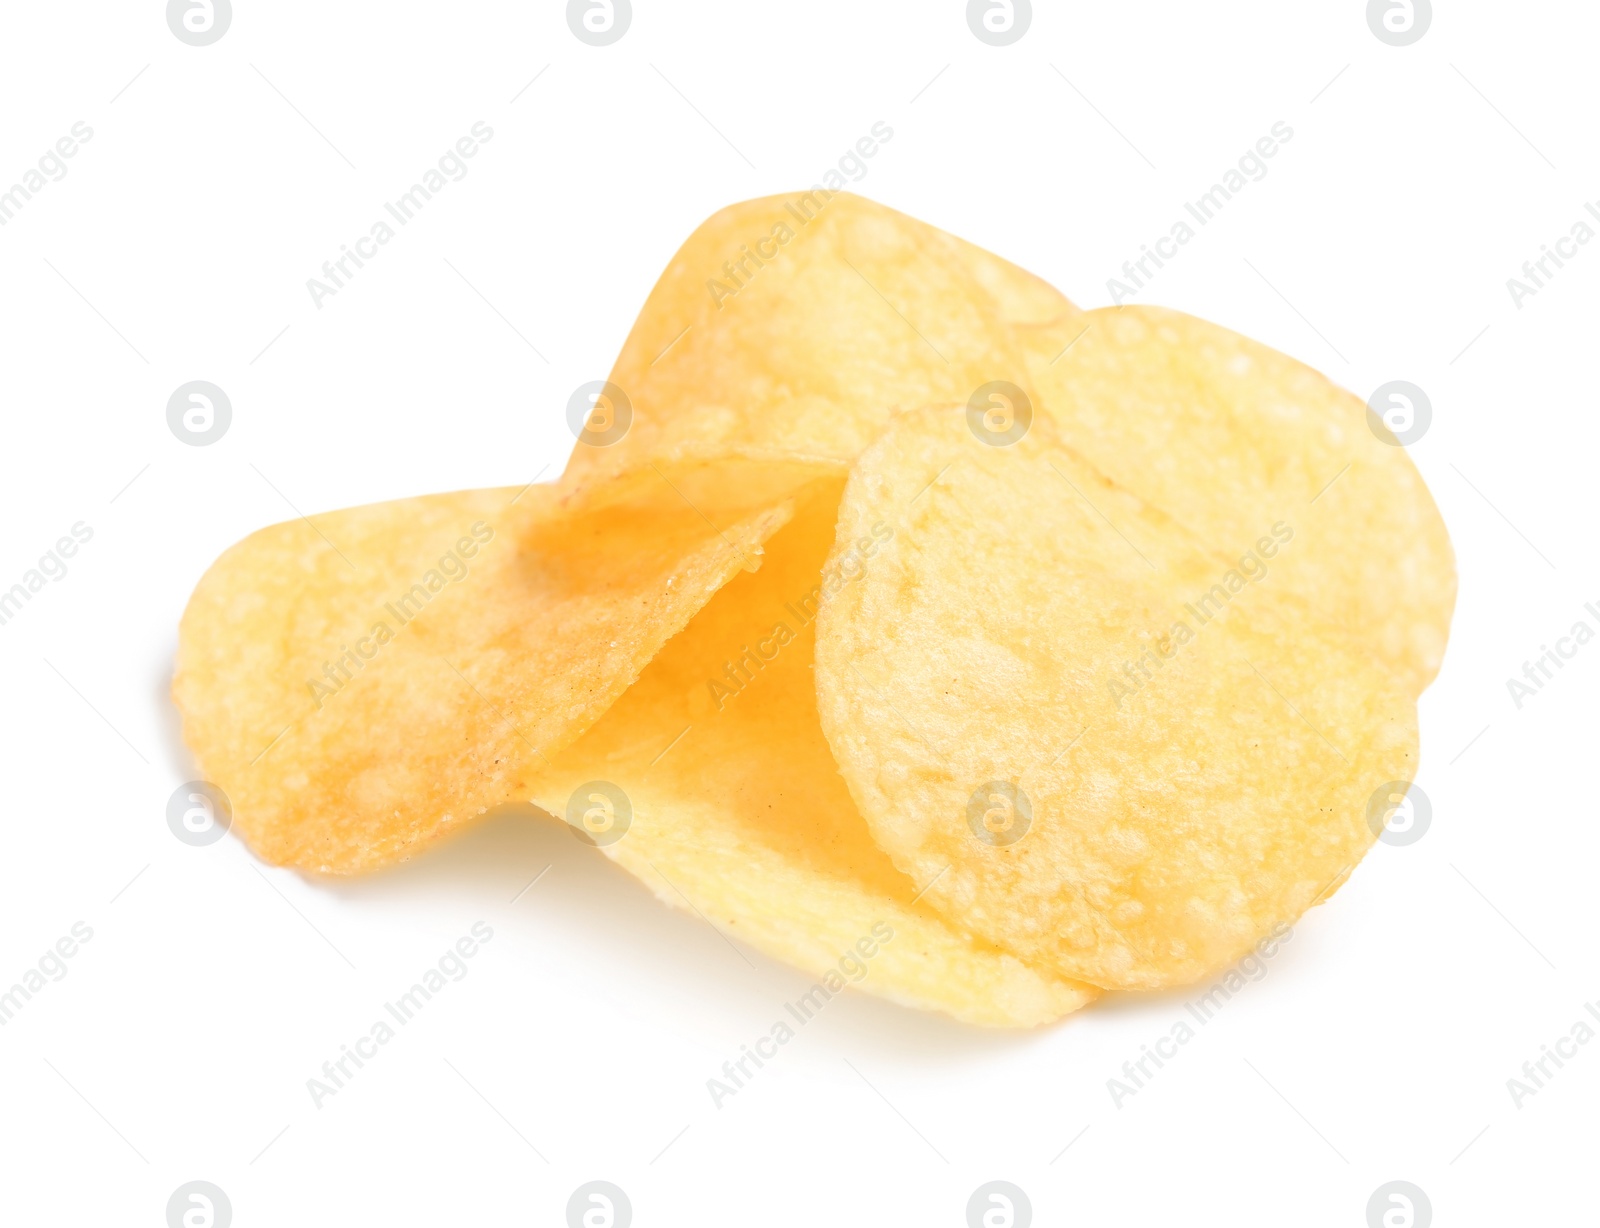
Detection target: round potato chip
<box><xmin>174</xmin><ymin>480</ymin><xmax>797</xmax><ymax>873</ymax></box>
<box><xmin>1020</xmin><ymin>306</ymin><xmax>1455</xmax><ymax>694</ymax></box>
<box><xmin>814</xmin><ymin>407</ymin><xmax>1420</xmax><ymax>990</ymax></box>
<box><xmin>559</xmin><ymin>192</ymin><xmax>1071</xmax><ymax>510</ymax></box>
<box><xmin>532</xmin><ymin>480</ymin><xmax>1095</xmax><ymax>1026</ymax></box>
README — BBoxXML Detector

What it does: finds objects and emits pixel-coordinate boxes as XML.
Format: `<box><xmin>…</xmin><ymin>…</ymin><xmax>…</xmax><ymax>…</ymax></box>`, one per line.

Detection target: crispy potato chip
<box><xmin>950</xmin><ymin>231</ymin><xmax>1078</xmax><ymax>329</ymax></box>
<box><xmin>560</xmin><ymin>193</ymin><xmax>1069</xmax><ymax>511</ymax></box>
<box><xmin>1021</xmin><ymin>306</ymin><xmax>1455</xmax><ymax>694</ymax></box>
<box><xmin>531</xmin><ymin>479</ymin><xmax>1096</xmax><ymax>1026</ymax></box>
<box><xmin>174</xmin><ymin>482</ymin><xmax>796</xmax><ymax>873</ymax></box>
<box><xmin>814</xmin><ymin>407</ymin><xmax>1420</xmax><ymax>990</ymax></box>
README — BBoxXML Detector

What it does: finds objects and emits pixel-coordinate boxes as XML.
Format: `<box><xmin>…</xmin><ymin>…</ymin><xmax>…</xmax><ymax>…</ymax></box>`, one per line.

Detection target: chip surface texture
<box><xmin>532</xmin><ymin>480</ymin><xmax>1096</xmax><ymax>1026</ymax></box>
<box><xmin>1021</xmin><ymin>305</ymin><xmax>1455</xmax><ymax>695</ymax></box>
<box><xmin>815</xmin><ymin>407</ymin><xmax>1420</xmax><ymax>989</ymax></box>
<box><xmin>174</xmin><ymin>484</ymin><xmax>793</xmax><ymax>873</ymax></box>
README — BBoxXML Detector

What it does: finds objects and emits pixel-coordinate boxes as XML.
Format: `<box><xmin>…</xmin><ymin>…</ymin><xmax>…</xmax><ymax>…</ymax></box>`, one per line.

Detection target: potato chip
<box><xmin>174</xmin><ymin>481</ymin><xmax>796</xmax><ymax>873</ymax></box>
<box><xmin>950</xmin><ymin>231</ymin><xmax>1078</xmax><ymax>329</ymax></box>
<box><xmin>814</xmin><ymin>407</ymin><xmax>1420</xmax><ymax>990</ymax></box>
<box><xmin>1020</xmin><ymin>306</ymin><xmax>1455</xmax><ymax>694</ymax></box>
<box><xmin>559</xmin><ymin>192</ymin><xmax>1068</xmax><ymax>512</ymax></box>
<box><xmin>531</xmin><ymin>479</ymin><xmax>1096</xmax><ymax>1026</ymax></box>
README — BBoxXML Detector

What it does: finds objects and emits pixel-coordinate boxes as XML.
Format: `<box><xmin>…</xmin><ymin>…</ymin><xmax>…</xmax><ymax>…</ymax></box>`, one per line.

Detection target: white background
<box><xmin>0</xmin><ymin>2</ymin><xmax>1594</xmax><ymax>1224</ymax></box>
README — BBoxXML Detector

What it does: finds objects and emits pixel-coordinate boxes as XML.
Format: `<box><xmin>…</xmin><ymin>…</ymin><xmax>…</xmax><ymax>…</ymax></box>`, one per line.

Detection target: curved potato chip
<box><xmin>950</xmin><ymin>231</ymin><xmax>1078</xmax><ymax>329</ymax></box>
<box><xmin>532</xmin><ymin>480</ymin><xmax>1095</xmax><ymax>1026</ymax></box>
<box><xmin>815</xmin><ymin>407</ymin><xmax>1420</xmax><ymax>990</ymax></box>
<box><xmin>174</xmin><ymin>482</ymin><xmax>795</xmax><ymax>873</ymax></box>
<box><xmin>1020</xmin><ymin>306</ymin><xmax>1455</xmax><ymax>694</ymax></box>
<box><xmin>560</xmin><ymin>192</ymin><xmax>1068</xmax><ymax>510</ymax></box>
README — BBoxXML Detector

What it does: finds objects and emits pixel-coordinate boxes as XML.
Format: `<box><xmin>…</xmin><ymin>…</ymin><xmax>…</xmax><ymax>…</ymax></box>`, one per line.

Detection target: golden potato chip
<box><xmin>559</xmin><ymin>192</ymin><xmax>1068</xmax><ymax>512</ymax></box>
<box><xmin>949</xmin><ymin>231</ymin><xmax>1078</xmax><ymax>329</ymax></box>
<box><xmin>531</xmin><ymin>479</ymin><xmax>1096</xmax><ymax>1026</ymax></box>
<box><xmin>174</xmin><ymin>481</ymin><xmax>796</xmax><ymax>873</ymax></box>
<box><xmin>1020</xmin><ymin>306</ymin><xmax>1455</xmax><ymax>694</ymax></box>
<box><xmin>814</xmin><ymin>407</ymin><xmax>1420</xmax><ymax>990</ymax></box>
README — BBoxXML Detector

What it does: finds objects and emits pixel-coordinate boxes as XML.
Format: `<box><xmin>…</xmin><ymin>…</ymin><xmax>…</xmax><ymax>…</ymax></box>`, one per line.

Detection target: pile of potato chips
<box><xmin>175</xmin><ymin>194</ymin><xmax>1453</xmax><ymax>1025</ymax></box>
